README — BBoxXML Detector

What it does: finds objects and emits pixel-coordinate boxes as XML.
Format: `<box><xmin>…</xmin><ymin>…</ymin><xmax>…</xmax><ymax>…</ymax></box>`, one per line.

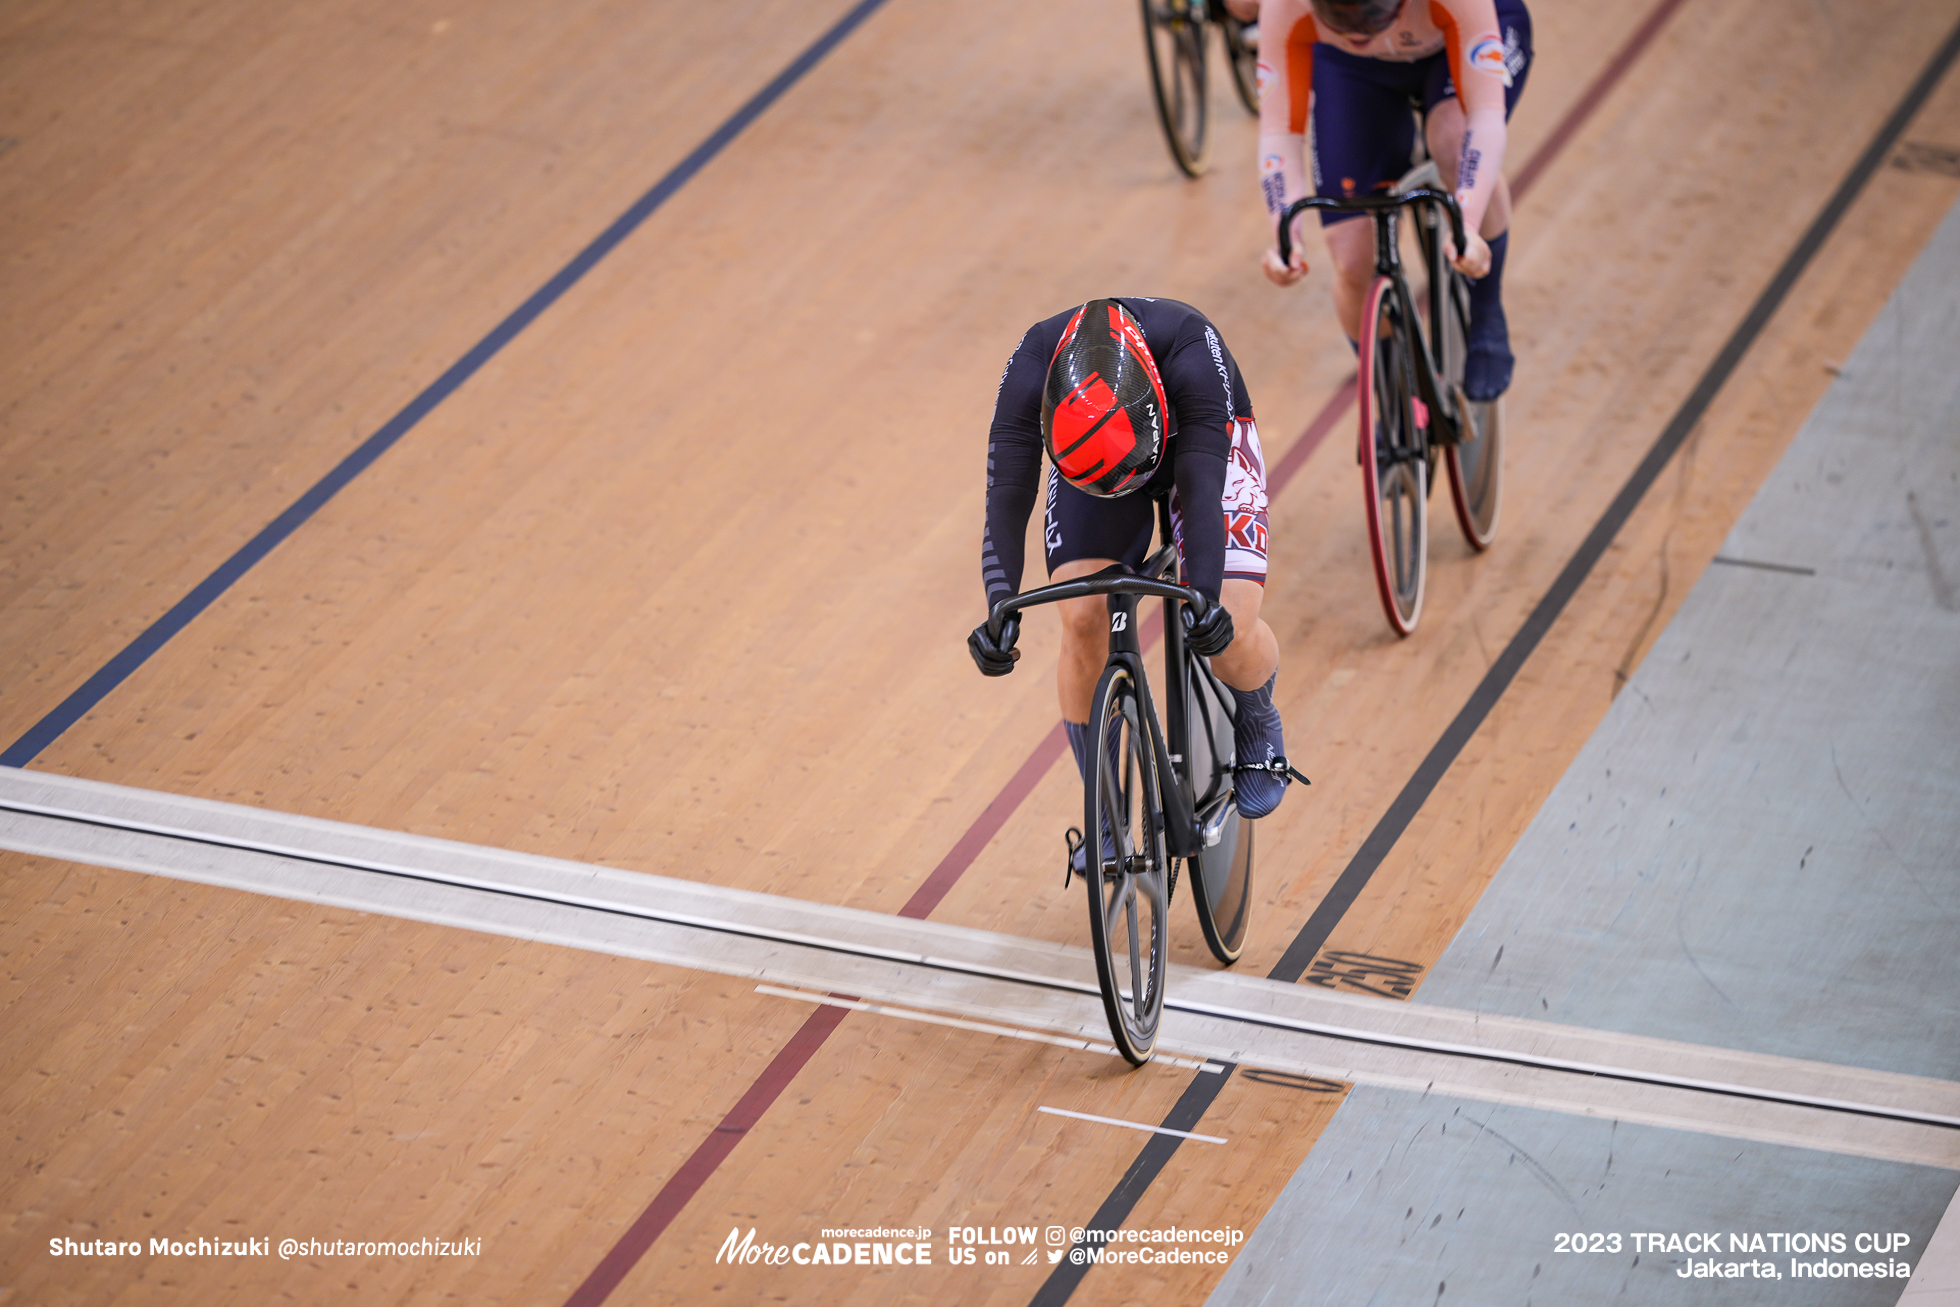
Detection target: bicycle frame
<box><xmin>1279</xmin><ymin>188</ymin><xmax>1470</xmax><ymax>447</ymax></box>
<box><xmin>984</xmin><ymin>508</ymin><xmax>1221</xmax><ymax>862</ymax></box>
<box><xmin>1147</xmin><ymin>540</ymin><xmax>1243</xmax><ymax>855</ymax></box>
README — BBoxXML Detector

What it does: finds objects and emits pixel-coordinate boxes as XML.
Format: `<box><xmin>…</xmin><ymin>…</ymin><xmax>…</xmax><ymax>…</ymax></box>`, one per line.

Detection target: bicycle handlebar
<box><xmin>985</xmin><ymin>561</ymin><xmax>1209</xmax><ymax>641</ymax></box>
<box><xmin>1277</xmin><ymin>187</ymin><xmax>1466</xmax><ymax>270</ymax></box>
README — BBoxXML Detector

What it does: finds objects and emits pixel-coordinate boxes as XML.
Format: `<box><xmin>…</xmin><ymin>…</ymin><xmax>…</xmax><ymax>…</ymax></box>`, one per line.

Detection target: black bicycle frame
<box><xmin>1279</xmin><ymin>187</ymin><xmax>1470</xmax><ymax>446</ymax></box>
<box><xmin>984</xmin><ymin>508</ymin><xmax>1209</xmax><ymax>860</ymax></box>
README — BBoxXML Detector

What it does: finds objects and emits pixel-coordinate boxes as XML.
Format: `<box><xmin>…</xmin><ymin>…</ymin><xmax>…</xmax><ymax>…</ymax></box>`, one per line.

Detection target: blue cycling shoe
<box><xmin>1230</xmin><ymin>674</ymin><xmax>1290</xmax><ymax>819</ymax></box>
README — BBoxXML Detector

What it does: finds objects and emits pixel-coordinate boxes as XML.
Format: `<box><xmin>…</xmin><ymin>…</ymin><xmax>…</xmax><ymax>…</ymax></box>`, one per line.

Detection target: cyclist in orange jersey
<box><xmin>1256</xmin><ymin>0</ymin><xmax>1531</xmax><ymax>400</ymax></box>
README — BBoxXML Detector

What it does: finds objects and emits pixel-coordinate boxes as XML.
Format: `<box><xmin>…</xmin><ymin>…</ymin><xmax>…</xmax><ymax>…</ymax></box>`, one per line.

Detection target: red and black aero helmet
<box><xmin>1041</xmin><ymin>299</ymin><xmax>1170</xmax><ymax>498</ymax></box>
<box><xmin>1311</xmin><ymin>0</ymin><xmax>1405</xmax><ymax>36</ymax></box>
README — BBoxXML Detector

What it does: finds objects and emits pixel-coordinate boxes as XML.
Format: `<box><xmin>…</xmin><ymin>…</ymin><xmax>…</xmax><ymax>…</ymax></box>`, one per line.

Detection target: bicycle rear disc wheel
<box><xmin>1358</xmin><ymin>277</ymin><xmax>1428</xmax><ymax>635</ymax></box>
<box><xmin>1085</xmin><ymin>661</ymin><xmax>1169</xmax><ymax>1065</ymax></box>
<box><xmin>1433</xmin><ymin>255</ymin><xmax>1502</xmax><ymax>548</ymax></box>
<box><xmin>1140</xmin><ymin>0</ymin><xmax>1209</xmax><ymax>177</ymax></box>
<box><xmin>1185</xmin><ymin>651</ymin><xmax>1252</xmax><ymax>964</ymax></box>
<box><xmin>1220</xmin><ymin>13</ymin><xmax>1259</xmax><ymax>115</ymax></box>
<box><xmin>1190</xmin><ymin>807</ymin><xmax>1252</xmax><ymax>964</ymax></box>
<box><xmin>1446</xmin><ymin>391</ymin><xmax>1502</xmax><ymax>548</ymax></box>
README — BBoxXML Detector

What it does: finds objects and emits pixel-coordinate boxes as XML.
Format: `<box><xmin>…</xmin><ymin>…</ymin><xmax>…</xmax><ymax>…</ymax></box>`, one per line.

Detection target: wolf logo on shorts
<box><xmin>1172</xmin><ymin>418</ymin><xmax>1270</xmax><ymax>585</ymax></box>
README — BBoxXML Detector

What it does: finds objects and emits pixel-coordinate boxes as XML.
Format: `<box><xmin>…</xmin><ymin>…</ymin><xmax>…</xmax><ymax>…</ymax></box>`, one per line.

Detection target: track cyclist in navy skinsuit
<box><xmin>1257</xmin><ymin>0</ymin><xmax>1532</xmax><ymax>403</ymax></box>
<box><xmin>967</xmin><ymin>298</ymin><xmax>1297</xmax><ymax>823</ymax></box>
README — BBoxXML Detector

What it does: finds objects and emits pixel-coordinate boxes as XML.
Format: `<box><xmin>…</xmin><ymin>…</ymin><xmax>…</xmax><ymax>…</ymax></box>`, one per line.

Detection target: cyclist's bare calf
<box><xmin>1051</xmin><ymin>557</ymin><xmax>1278</xmax><ymax>723</ymax></box>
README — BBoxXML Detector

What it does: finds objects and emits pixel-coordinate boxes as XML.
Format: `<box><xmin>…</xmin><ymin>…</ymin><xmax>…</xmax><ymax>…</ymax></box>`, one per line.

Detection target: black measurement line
<box><xmin>1028</xmin><ymin>1065</ymin><xmax>1238</xmax><ymax>1307</ymax></box>
<box><xmin>1026</xmin><ymin>21</ymin><xmax>1960</xmax><ymax>1305</ymax></box>
<box><xmin>11</xmin><ymin>795</ymin><xmax>1953</xmax><ymax>1129</ymax></box>
<box><xmin>1711</xmin><ymin>555</ymin><xmax>1818</xmax><ymax>576</ymax></box>
<box><xmin>1267</xmin><ymin>12</ymin><xmax>1960</xmax><ymax>987</ymax></box>
<box><xmin>1</xmin><ymin>0</ymin><xmax>893</xmax><ymax>770</ymax></box>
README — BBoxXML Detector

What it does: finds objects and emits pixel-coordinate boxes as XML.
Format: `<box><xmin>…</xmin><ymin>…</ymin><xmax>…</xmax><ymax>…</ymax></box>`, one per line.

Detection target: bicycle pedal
<box><xmin>1063</xmin><ymin>826</ymin><xmax>1085</xmax><ymax>889</ymax></box>
<box><xmin>1235</xmin><ymin>754</ymin><xmax>1311</xmax><ymax>786</ymax></box>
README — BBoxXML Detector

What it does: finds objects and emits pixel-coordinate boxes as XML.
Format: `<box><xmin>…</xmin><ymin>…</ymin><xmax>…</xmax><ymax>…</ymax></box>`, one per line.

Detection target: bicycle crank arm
<box><xmin>1194</xmin><ymin>797</ymin><xmax>1235</xmax><ymax>848</ymax></box>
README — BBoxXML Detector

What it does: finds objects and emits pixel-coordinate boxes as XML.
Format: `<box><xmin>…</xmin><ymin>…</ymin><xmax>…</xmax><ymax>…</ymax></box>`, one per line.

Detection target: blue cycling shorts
<box><xmin>1311</xmin><ymin>0</ymin><xmax>1533</xmax><ymax>224</ymax></box>
<box><xmin>1044</xmin><ymin>420</ymin><xmax>1271</xmax><ymax>587</ymax></box>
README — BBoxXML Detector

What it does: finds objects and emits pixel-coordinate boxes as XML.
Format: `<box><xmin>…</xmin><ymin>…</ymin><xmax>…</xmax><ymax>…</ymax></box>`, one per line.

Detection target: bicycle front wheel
<box><xmin>1140</xmin><ymin>0</ymin><xmax>1209</xmax><ymax>177</ymax></box>
<box><xmin>1358</xmin><ymin>277</ymin><xmax>1428</xmax><ymax>635</ymax></box>
<box><xmin>1085</xmin><ymin>660</ymin><xmax>1170</xmax><ymax>1065</ymax></box>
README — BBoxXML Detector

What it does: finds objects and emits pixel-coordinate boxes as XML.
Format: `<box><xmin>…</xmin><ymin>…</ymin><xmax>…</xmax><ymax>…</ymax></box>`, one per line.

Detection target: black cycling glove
<box><xmin>1184</xmin><ymin>602</ymin><xmax>1235</xmax><ymax>657</ymax></box>
<box><xmin>968</xmin><ymin>615</ymin><xmax>1022</xmax><ymax>676</ymax></box>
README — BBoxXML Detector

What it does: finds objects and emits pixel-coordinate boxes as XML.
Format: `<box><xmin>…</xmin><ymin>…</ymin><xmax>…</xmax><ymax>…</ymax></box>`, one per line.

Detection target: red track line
<box><xmin>563</xmin><ymin>3</ymin><xmax>1690</xmax><ymax>1297</ymax></box>
<box><xmin>898</xmin><ymin>723</ymin><xmax>1070</xmax><ymax>919</ymax></box>
<box><xmin>1512</xmin><ymin>0</ymin><xmax>1692</xmax><ymax>202</ymax></box>
<box><xmin>1267</xmin><ymin>376</ymin><xmax>1360</xmax><ymax>496</ymax></box>
<box><xmin>563</xmin><ymin>1002</ymin><xmax>852</xmax><ymax>1306</ymax></box>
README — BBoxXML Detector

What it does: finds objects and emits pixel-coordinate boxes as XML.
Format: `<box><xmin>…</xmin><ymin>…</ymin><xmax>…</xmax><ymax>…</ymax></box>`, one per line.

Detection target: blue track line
<box><xmin>2</xmin><ymin>0</ymin><xmax>893</xmax><ymax>770</ymax></box>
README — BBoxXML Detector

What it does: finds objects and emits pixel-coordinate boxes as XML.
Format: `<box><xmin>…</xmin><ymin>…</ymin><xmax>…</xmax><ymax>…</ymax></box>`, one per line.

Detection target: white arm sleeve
<box><xmin>1456</xmin><ymin>102</ymin><xmax>1508</xmax><ymax>235</ymax></box>
<box><xmin>1256</xmin><ymin>0</ymin><xmax>1315</xmax><ymax>243</ymax></box>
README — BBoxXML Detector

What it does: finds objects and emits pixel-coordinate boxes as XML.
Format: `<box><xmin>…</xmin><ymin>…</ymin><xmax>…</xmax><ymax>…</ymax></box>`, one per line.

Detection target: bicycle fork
<box><xmin>1104</xmin><ymin>591</ymin><xmax>1204</xmax><ymax>863</ymax></box>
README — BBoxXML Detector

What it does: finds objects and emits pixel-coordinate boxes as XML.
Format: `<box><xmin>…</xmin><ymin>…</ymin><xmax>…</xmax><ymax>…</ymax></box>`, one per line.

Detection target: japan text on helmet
<box><xmin>1311</xmin><ymin>0</ymin><xmax>1406</xmax><ymax>36</ymax></box>
<box><xmin>1040</xmin><ymin>300</ymin><xmax>1169</xmax><ymax>498</ymax></box>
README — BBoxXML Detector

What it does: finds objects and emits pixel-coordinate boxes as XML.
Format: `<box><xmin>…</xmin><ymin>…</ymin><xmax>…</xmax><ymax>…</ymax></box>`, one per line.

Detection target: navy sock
<box><xmin>1065</xmin><ymin>719</ymin><xmax>1121</xmax><ymax>859</ymax></box>
<box><xmin>1464</xmin><ymin>230</ymin><xmax>1512</xmax><ymax>401</ymax></box>
<box><xmin>1230</xmin><ymin>673</ymin><xmax>1276</xmax><ymax>724</ymax></box>
<box><xmin>1231</xmin><ymin>676</ymin><xmax>1279</xmax><ymax>758</ymax></box>
<box><xmin>1065</xmin><ymin>720</ymin><xmax>1089</xmax><ymax>783</ymax></box>
<box><xmin>1469</xmin><ymin>230</ymin><xmax>1508</xmax><ymax>325</ymax></box>
<box><xmin>1065</xmin><ymin>719</ymin><xmax>1120</xmax><ymax>784</ymax></box>
<box><xmin>1228</xmin><ymin>673</ymin><xmax>1288</xmax><ymax>819</ymax></box>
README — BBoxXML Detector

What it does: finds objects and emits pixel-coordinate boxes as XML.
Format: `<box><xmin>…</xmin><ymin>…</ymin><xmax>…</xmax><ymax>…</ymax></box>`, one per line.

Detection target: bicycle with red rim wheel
<box><xmin>1279</xmin><ymin>178</ymin><xmax>1503</xmax><ymax>634</ymax></box>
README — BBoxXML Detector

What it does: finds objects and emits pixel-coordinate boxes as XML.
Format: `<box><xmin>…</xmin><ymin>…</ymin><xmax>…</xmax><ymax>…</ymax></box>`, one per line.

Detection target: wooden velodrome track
<box><xmin>4</xmin><ymin>0</ymin><xmax>1960</xmax><ymax>1300</ymax></box>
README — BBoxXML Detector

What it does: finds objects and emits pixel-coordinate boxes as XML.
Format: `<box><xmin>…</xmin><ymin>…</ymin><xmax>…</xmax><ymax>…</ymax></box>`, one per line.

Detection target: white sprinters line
<box><xmin>1036</xmin><ymin>1105</ymin><xmax>1227</xmax><ymax>1145</ymax></box>
<box><xmin>4</xmin><ymin>768</ymin><xmax>1958</xmax><ymax>1169</ymax></box>
<box><xmin>0</xmin><ymin>791</ymin><xmax>1095</xmax><ymax>1000</ymax></box>
<box><xmin>754</xmin><ymin>985</ymin><xmax>1225</xmax><ymax>1073</ymax></box>
<box><xmin>1165</xmin><ymin>994</ymin><xmax>1960</xmax><ymax>1129</ymax></box>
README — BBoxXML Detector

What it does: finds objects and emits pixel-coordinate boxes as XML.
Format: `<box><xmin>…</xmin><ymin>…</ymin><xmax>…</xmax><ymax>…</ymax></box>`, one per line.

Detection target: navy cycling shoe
<box><xmin>1463</xmin><ymin>230</ymin><xmax>1512</xmax><ymax>403</ymax></box>
<box><xmin>1230</xmin><ymin>674</ymin><xmax>1290</xmax><ymax>819</ymax></box>
<box><xmin>1065</xmin><ymin>826</ymin><xmax>1121</xmax><ymax>884</ymax></box>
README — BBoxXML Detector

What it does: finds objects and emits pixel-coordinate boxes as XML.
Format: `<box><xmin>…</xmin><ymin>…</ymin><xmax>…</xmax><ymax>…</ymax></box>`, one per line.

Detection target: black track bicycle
<box><xmin>982</xmin><ymin>501</ymin><xmax>1304</xmax><ymax>1064</ymax></box>
<box><xmin>1140</xmin><ymin>0</ymin><xmax>1259</xmax><ymax>178</ymax></box>
<box><xmin>1280</xmin><ymin>166</ymin><xmax>1503</xmax><ymax>635</ymax></box>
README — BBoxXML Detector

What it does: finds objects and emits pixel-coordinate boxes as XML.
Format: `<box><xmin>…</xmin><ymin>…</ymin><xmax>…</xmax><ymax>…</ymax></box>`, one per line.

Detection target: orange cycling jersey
<box><xmin>1256</xmin><ymin>0</ymin><xmax>1513</xmax><ymax>237</ymax></box>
